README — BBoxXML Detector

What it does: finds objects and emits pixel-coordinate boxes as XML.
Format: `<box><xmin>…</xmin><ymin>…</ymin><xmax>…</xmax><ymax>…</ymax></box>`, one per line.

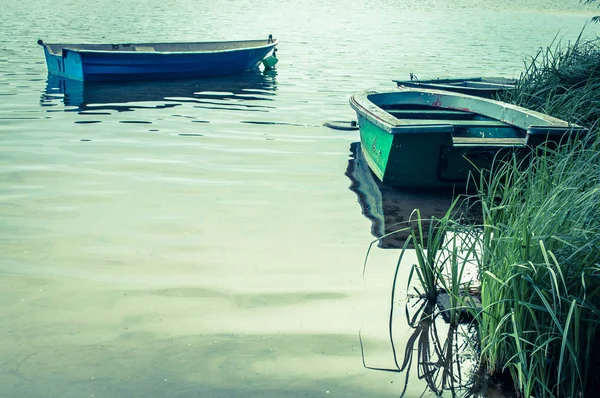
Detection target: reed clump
<box><xmin>476</xmin><ymin>36</ymin><xmax>600</xmax><ymax>398</ymax></box>
<box><xmin>473</xmin><ymin>139</ymin><xmax>600</xmax><ymax>398</ymax></box>
<box><xmin>499</xmin><ymin>33</ymin><xmax>600</xmax><ymax>128</ymax></box>
<box><xmin>393</xmin><ymin>34</ymin><xmax>600</xmax><ymax>397</ymax></box>
<box><xmin>475</xmin><ymin>33</ymin><xmax>600</xmax><ymax>397</ymax></box>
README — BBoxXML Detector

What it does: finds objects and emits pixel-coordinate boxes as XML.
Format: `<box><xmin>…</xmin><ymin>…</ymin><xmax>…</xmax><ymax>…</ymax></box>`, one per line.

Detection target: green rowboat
<box><xmin>349</xmin><ymin>87</ymin><xmax>586</xmax><ymax>188</ymax></box>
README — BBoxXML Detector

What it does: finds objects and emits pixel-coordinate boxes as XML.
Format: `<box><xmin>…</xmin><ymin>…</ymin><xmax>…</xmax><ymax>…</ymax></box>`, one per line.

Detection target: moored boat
<box><xmin>349</xmin><ymin>87</ymin><xmax>586</xmax><ymax>188</ymax></box>
<box><xmin>38</xmin><ymin>36</ymin><xmax>278</xmax><ymax>82</ymax></box>
<box><xmin>393</xmin><ymin>76</ymin><xmax>517</xmax><ymax>98</ymax></box>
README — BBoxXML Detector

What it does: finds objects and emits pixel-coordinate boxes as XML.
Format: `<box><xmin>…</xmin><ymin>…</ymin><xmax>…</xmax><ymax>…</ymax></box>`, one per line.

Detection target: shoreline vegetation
<box><xmin>377</xmin><ymin>32</ymin><xmax>600</xmax><ymax>397</ymax></box>
<box><xmin>473</xmin><ymin>32</ymin><xmax>600</xmax><ymax>398</ymax></box>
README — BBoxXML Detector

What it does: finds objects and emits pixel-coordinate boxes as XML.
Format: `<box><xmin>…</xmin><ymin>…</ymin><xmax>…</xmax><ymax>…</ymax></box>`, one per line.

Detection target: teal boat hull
<box><xmin>350</xmin><ymin>87</ymin><xmax>586</xmax><ymax>188</ymax></box>
<box><xmin>356</xmin><ymin>113</ymin><xmax>458</xmax><ymax>187</ymax></box>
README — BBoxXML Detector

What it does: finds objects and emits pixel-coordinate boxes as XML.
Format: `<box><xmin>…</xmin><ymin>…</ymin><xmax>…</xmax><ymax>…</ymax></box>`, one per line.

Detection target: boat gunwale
<box><xmin>350</xmin><ymin>93</ymin><xmax>455</xmax><ymax>135</ymax></box>
<box><xmin>398</xmin><ymin>82</ymin><xmax>511</xmax><ymax>91</ymax></box>
<box><xmin>393</xmin><ymin>76</ymin><xmax>517</xmax><ymax>88</ymax></box>
<box><xmin>42</xmin><ymin>39</ymin><xmax>279</xmax><ymax>56</ymax></box>
<box><xmin>349</xmin><ymin>87</ymin><xmax>582</xmax><ymax>136</ymax></box>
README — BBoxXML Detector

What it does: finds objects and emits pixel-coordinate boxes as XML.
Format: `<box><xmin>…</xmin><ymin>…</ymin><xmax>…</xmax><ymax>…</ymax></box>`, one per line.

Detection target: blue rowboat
<box><xmin>349</xmin><ymin>87</ymin><xmax>586</xmax><ymax>188</ymax></box>
<box><xmin>393</xmin><ymin>76</ymin><xmax>517</xmax><ymax>98</ymax></box>
<box><xmin>37</xmin><ymin>36</ymin><xmax>278</xmax><ymax>82</ymax></box>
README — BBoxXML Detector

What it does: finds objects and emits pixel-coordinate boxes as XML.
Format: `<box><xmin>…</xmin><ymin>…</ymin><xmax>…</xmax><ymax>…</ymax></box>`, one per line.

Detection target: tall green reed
<box><xmin>397</xmin><ymin>199</ymin><xmax>480</xmax><ymax>326</ymax></box>
<box><xmin>374</xmin><ymin>144</ymin><xmax>600</xmax><ymax>396</ymax></box>
<box><xmin>499</xmin><ymin>33</ymin><xmax>600</xmax><ymax>128</ymax></box>
<box><xmin>401</xmin><ymin>32</ymin><xmax>600</xmax><ymax>395</ymax></box>
<box><xmin>406</xmin><ymin>206</ymin><xmax>455</xmax><ymax>301</ymax></box>
<box><xmin>463</xmin><ymin>31</ymin><xmax>600</xmax><ymax>396</ymax></box>
<box><xmin>373</xmin><ymin>31</ymin><xmax>600</xmax><ymax>397</ymax></box>
<box><xmin>472</xmin><ymin>135</ymin><xmax>600</xmax><ymax>398</ymax></box>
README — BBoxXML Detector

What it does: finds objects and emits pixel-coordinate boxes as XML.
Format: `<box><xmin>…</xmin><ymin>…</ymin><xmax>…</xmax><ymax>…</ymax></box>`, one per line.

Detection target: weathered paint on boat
<box><xmin>349</xmin><ymin>87</ymin><xmax>586</xmax><ymax>188</ymax></box>
<box><xmin>393</xmin><ymin>77</ymin><xmax>517</xmax><ymax>98</ymax></box>
<box><xmin>38</xmin><ymin>37</ymin><xmax>278</xmax><ymax>82</ymax></box>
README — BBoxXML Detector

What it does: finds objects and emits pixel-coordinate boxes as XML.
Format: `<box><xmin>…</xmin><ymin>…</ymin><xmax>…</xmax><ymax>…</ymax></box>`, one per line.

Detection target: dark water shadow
<box><xmin>39</xmin><ymin>69</ymin><xmax>278</xmax><ymax>113</ymax></box>
<box><xmin>345</xmin><ymin>142</ymin><xmax>481</xmax><ymax>249</ymax></box>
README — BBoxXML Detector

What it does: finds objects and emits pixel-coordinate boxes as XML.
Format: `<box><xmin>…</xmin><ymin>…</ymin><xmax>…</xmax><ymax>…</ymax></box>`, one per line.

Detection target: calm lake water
<box><xmin>1</xmin><ymin>0</ymin><xmax>599</xmax><ymax>397</ymax></box>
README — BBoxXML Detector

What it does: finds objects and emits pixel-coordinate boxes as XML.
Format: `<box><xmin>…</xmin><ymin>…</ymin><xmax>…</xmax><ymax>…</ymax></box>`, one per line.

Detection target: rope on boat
<box><xmin>323</xmin><ymin>120</ymin><xmax>359</xmax><ymax>131</ymax></box>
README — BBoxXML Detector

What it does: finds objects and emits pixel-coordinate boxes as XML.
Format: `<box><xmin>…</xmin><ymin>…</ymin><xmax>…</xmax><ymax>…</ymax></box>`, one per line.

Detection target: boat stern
<box><xmin>526</xmin><ymin>125</ymin><xmax>588</xmax><ymax>147</ymax></box>
<box><xmin>38</xmin><ymin>40</ymin><xmax>85</xmax><ymax>81</ymax></box>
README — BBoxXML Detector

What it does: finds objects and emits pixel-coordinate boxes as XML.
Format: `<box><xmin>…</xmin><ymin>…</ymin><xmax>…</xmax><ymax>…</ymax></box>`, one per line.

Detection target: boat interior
<box><xmin>380</xmin><ymin>104</ymin><xmax>527</xmax><ymax>146</ymax></box>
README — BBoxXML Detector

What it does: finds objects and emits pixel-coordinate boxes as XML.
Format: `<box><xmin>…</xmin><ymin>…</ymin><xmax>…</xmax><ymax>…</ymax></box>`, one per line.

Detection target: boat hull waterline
<box><xmin>38</xmin><ymin>37</ymin><xmax>278</xmax><ymax>82</ymax></box>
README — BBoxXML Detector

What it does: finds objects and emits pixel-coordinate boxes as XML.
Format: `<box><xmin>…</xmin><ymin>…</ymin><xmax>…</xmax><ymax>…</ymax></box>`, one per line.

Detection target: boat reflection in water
<box><xmin>346</xmin><ymin>142</ymin><xmax>480</xmax><ymax>249</ymax></box>
<box><xmin>350</xmin><ymin>144</ymin><xmax>503</xmax><ymax>396</ymax></box>
<box><xmin>40</xmin><ymin>69</ymin><xmax>278</xmax><ymax>112</ymax></box>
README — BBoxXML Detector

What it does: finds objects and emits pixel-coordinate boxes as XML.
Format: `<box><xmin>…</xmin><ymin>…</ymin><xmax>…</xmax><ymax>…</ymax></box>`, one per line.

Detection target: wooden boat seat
<box><xmin>387</xmin><ymin>109</ymin><xmax>473</xmax><ymax>119</ymax></box>
<box><xmin>134</xmin><ymin>46</ymin><xmax>155</xmax><ymax>51</ymax></box>
<box><xmin>433</xmin><ymin>119</ymin><xmax>511</xmax><ymax>127</ymax></box>
<box><xmin>452</xmin><ymin>136</ymin><xmax>525</xmax><ymax>146</ymax></box>
<box><xmin>386</xmin><ymin>110</ymin><xmax>514</xmax><ymax>128</ymax></box>
<box><xmin>396</xmin><ymin>119</ymin><xmax>515</xmax><ymax>129</ymax></box>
